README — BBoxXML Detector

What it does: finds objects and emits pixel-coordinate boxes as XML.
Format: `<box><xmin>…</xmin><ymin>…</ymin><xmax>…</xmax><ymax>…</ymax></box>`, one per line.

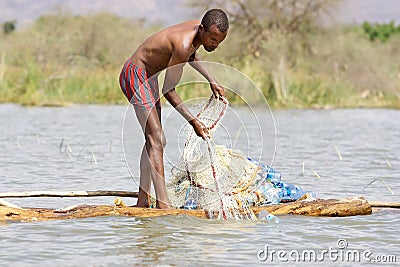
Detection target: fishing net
<box><xmin>166</xmin><ymin>97</ymin><xmax>314</xmax><ymax>220</ymax></box>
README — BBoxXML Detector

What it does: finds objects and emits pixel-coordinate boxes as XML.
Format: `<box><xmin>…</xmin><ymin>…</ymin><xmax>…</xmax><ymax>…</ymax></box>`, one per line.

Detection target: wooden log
<box><xmin>0</xmin><ymin>205</ymin><xmax>208</xmax><ymax>223</ymax></box>
<box><xmin>0</xmin><ymin>190</ymin><xmax>139</xmax><ymax>198</ymax></box>
<box><xmin>0</xmin><ymin>197</ymin><xmax>372</xmax><ymax>223</ymax></box>
<box><xmin>253</xmin><ymin>196</ymin><xmax>372</xmax><ymax>217</ymax></box>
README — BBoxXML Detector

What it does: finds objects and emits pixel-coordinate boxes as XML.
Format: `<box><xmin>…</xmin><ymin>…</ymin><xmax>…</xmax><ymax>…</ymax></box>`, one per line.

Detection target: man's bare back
<box><xmin>131</xmin><ymin>20</ymin><xmax>201</xmax><ymax>77</ymax></box>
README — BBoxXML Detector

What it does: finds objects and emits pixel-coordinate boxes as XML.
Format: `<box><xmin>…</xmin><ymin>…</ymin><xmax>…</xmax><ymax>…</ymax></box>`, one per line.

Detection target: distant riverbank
<box><xmin>1</xmin><ymin>13</ymin><xmax>399</xmax><ymax>109</ymax></box>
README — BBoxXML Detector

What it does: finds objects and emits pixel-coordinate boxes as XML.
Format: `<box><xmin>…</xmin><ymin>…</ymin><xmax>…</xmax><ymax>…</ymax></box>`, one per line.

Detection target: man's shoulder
<box><xmin>165</xmin><ymin>21</ymin><xmax>198</xmax><ymax>53</ymax></box>
<box><xmin>170</xmin><ymin>20</ymin><xmax>200</xmax><ymax>28</ymax></box>
<box><xmin>164</xmin><ymin>20</ymin><xmax>200</xmax><ymax>36</ymax></box>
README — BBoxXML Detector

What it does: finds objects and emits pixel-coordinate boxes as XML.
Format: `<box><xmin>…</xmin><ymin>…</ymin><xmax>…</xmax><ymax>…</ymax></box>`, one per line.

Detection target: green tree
<box><xmin>188</xmin><ymin>0</ymin><xmax>342</xmax><ymax>58</ymax></box>
<box><xmin>362</xmin><ymin>21</ymin><xmax>400</xmax><ymax>42</ymax></box>
<box><xmin>3</xmin><ymin>20</ymin><xmax>16</xmax><ymax>34</ymax></box>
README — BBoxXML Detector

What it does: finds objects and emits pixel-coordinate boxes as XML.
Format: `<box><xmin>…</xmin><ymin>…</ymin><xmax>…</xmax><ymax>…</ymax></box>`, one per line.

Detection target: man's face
<box><xmin>201</xmin><ymin>24</ymin><xmax>227</xmax><ymax>52</ymax></box>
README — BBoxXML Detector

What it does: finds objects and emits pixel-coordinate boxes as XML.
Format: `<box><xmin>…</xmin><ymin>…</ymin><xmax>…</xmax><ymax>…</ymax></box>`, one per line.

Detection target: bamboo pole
<box><xmin>0</xmin><ymin>199</ymin><xmax>21</xmax><ymax>209</ymax></box>
<box><xmin>0</xmin><ymin>190</ymin><xmax>138</xmax><ymax>198</ymax></box>
<box><xmin>369</xmin><ymin>201</ymin><xmax>400</xmax><ymax>208</ymax></box>
<box><xmin>1</xmin><ymin>191</ymin><xmax>398</xmax><ymax>209</ymax></box>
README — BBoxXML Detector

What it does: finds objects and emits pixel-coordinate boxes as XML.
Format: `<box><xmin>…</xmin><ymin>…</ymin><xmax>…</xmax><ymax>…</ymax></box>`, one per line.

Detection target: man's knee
<box><xmin>146</xmin><ymin>131</ymin><xmax>165</xmax><ymax>150</ymax></box>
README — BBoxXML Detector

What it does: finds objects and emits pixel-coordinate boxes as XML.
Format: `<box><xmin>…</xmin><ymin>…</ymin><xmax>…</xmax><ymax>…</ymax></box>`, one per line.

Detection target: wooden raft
<box><xmin>0</xmin><ymin>197</ymin><xmax>371</xmax><ymax>223</ymax></box>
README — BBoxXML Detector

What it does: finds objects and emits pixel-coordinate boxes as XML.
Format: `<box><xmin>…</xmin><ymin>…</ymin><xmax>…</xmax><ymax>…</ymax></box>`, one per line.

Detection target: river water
<box><xmin>0</xmin><ymin>104</ymin><xmax>399</xmax><ymax>266</ymax></box>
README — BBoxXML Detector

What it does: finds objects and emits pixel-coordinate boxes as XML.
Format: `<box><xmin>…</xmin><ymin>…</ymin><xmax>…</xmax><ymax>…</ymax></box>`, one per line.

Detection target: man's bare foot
<box><xmin>136</xmin><ymin>188</ymin><xmax>150</xmax><ymax>207</ymax></box>
<box><xmin>135</xmin><ymin>203</ymin><xmax>149</xmax><ymax>208</ymax></box>
<box><xmin>156</xmin><ymin>200</ymin><xmax>173</xmax><ymax>209</ymax></box>
<box><xmin>135</xmin><ymin>197</ymin><xmax>150</xmax><ymax>208</ymax></box>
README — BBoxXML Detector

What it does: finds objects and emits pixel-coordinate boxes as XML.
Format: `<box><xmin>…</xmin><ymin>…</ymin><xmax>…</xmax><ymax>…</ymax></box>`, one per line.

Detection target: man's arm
<box><xmin>162</xmin><ymin>48</ymin><xmax>209</xmax><ymax>139</ymax></box>
<box><xmin>188</xmin><ymin>52</ymin><xmax>225</xmax><ymax>98</ymax></box>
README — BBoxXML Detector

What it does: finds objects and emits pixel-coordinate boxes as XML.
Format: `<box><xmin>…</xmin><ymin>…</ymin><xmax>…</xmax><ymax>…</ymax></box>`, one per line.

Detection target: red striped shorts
<box><xmin>119</xmin><ymin>58</ymin><xmax>160</xmax><ymax>111</ymax></box>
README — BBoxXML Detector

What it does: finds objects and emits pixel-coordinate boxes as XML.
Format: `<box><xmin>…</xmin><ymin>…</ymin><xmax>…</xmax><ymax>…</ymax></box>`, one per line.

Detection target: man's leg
<box><xmin>134</xmin><ymin>106</ymin><xmax>170</xmax><ymax>209</ymax></box>
<box><xmin>136</xmin><ymin>145</ymin><xmax>151</xmax><ymax>207</ymax></box>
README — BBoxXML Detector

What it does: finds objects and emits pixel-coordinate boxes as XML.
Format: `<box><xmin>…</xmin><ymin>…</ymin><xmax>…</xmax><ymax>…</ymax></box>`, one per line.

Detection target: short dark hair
<box><xmin>201</xmin><ymin>9</ymin><xmax>229</xmax><ymax>33</ymax></box>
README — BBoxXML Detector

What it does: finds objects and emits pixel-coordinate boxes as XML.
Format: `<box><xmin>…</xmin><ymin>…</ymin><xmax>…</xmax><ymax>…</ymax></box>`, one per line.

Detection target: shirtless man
<box><xmin>119</xmin><ymin>9</ymin><xmax>229</xmax><ymax>209</ymax></box>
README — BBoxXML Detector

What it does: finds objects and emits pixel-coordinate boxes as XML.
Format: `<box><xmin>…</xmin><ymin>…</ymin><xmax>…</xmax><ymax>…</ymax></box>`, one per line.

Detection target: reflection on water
<box><xmin>0</xmin><ymin>104</ymin><xmax>399</xmax><ymax>266</ymax></box>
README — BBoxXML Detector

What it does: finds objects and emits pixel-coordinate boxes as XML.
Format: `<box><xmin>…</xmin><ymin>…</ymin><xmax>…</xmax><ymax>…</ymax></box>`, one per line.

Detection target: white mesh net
<box><xmin>166</xmin><ymin>97</ymin><xmax>259</xmax><ymax>220</ymax></box>
<box><xmin>166</xmin><ymin>96</ymin><xmax>314</xmax><ymax>221</ymax></box>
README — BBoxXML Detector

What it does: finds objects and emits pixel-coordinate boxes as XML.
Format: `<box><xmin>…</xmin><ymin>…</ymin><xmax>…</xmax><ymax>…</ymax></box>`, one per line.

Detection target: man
<box><xmin>119</xmin><ymin>9</ymin><xmax>229</xmax><ymax>209</ymax></box>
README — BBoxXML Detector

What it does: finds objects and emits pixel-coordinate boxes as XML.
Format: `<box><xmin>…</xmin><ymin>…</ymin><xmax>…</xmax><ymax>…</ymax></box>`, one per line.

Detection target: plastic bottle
<box><xmin>184</xmin><ymin>187</ymin><xmax>197</xmax><ymax>209</ymax></box>
<box><xmin>258</xmin><ymin>210</ymin><xmax>280</xmax><ymax>223</ymax></box>
<box><xmin>286</xmin><ymin>184</ymin><xmax>304</xmax><ymax>200</ymax></box>
<box><xmin>265</xmin><ymin>166</ymin><xmax>282</xmax><ymax>183</ymax></box>
<box><xmin>258</xmin><ymin>182</ymin><xmax>282</xmax><ymax>204</ymax></box>
<box><xmin>184</xmin><ymin>198</ymin><xmax>197</xmax><ymax>209</ymax></box>
<box><xmin>266</xmin><ymin>186</ymin><xmax>282</xmax><ymax>204</ymax></box>
<box><xmin>247</xmin><ymin>158</ymin><xmax>281</xmax><ymax>184</ymax></box>
<box><xmin>275</xmin><ymin>182</ymin><xmax>287</xmax><ymax>199</ymax></box>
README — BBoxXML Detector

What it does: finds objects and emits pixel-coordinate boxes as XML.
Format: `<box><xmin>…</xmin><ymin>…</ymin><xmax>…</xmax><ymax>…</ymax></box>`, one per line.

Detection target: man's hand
<box><xmin>210</xmin><ymin>82</ymin><xmax>225</xmax><ymax>99</ymax></box>
<box><xmin>189</xmin><ymin>118</ymin><xmax>210</xmax><ymax>140</ymax></box>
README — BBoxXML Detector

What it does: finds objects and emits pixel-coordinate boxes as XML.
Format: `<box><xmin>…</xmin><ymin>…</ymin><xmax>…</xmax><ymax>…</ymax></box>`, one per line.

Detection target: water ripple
<box><xmin>0</xmin><ymin>105</ymin><xmax>399</xmax><ymax>266</ymax></box>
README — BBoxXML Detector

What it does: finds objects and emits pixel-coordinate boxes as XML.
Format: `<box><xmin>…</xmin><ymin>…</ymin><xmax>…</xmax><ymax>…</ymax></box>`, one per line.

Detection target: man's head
<box><xmin>199</xmin><ymin>9</ymin><xmax>229</xmax><ymax>52</ymax></box>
